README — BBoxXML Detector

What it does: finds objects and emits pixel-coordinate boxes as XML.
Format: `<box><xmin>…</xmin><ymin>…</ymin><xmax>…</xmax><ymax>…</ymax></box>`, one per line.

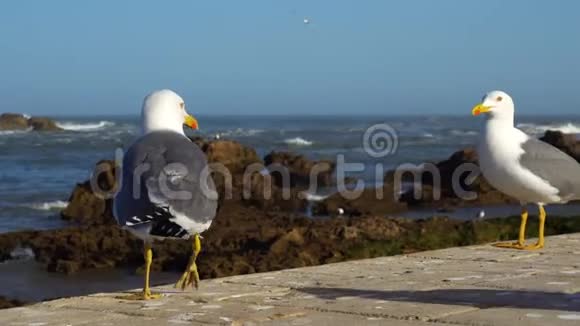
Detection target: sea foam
<box><xmin>0</xmin><ymin>128</ymin><xmax>32</xmax><ymax>136</ymax></box>
<box><xmin>302</xmin><ymin>192</ymin><xmax>329</xmax><ymax>201</ymax></box>
<box><xmin>284</xmin><ymin>137</ymin><xmax>313</xmax><ymax>146</ymax></box>
<box><xmin>517</xmin><ymin>122</ymin><xmax>580</xmax><ymax>135</ymax></box>
<box><xmin>56</xmin><ymin>121</ymin><xmax>114</xmax><ymax>131</ymax></box>
<box><xmin>450</xmin><ymin>130</ymin><xmax>478</xmax><ymax>136</ymax></box>
<box><xmin>28</xmin><ymin>200</ymin><xmax>69</xmax><ymax>211</ymax></box>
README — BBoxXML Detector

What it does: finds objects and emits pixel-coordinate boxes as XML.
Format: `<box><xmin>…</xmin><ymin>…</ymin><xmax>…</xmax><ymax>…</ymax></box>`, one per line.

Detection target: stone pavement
<box><xmin>2</xmin><ymin>233</ymin><xmax>580</xmax><ymax>325</ymax></box>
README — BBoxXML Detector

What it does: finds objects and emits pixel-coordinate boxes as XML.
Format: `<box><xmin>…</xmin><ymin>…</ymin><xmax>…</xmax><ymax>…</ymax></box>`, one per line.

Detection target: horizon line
<box><xmin>9</xmin><ymin>112</ymin><xmax>580</xmax><ymax>119</ymax></box>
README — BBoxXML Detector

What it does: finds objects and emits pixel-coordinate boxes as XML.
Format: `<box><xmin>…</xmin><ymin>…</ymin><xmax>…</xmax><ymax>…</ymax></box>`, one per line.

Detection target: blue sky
<box><xmin>0</xmin><ymin>0</ymin><xmax>578</xmax><ymax>115</ymax></box>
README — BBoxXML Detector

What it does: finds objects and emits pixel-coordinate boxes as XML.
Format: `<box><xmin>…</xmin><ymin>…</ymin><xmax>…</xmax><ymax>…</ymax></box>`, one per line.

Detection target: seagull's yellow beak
<box><xmin>472</xmin><ymin>104</ymin><xmax>491</xmax><ymax>116</ymax></box>
<box><xmin>184</xmin><ymin>114</ymin><xmax>199</xmax><ymax>130</ymax></box>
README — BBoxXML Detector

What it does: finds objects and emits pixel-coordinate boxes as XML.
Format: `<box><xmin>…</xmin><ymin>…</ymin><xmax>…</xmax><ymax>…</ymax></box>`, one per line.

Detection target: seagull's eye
<box><xmin>179</xmin><ymin>102</ymin><xmax>185</xmax><ymax>110</ymax></box>
<box><xmin>496</xmin><ymin>96</ymin><xmax>503</xmax><ymax>102</ymax></box>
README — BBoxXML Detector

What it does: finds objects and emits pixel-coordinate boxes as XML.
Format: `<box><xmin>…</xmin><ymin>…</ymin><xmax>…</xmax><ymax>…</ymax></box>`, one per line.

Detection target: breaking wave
<box><xmin>27</xmin><ymin>200</ymin><xmax>69</xmax><ymax>211</ymax></box>
<box><xmin>216</xmin><ymin>128</ymin><xmax>265</xmax><ymax>138</ymax></box>
<box><xmin>302</xmin><ymin>192</ymin><xmax>329</xmax><ymax>201</ymax></box>
<box><xmin>284</xmin><ymin>137</ymin><xmax>313</xmax><ymax>146</ymax></box>
<box><xmin>517</xmin><ymin>122</ymin><xmax>580</xmax><ymax>135</ymax></box>
<box><xmin>10</xmin><ymin>247</ymin><xmax>35</xmax><ymax>260</ymax></box>
<box><xmin>450</xmin><ymin>130</ymin><xmax>478</xmax><ymax>136</ymax></box>
<box><xmin>56</xmin><ymin>121</ymin><xmax>114</xmax><ymax>131</ymax></box>
<box><xmin>0</xmin><ymin>128</ymin><xmax>32</xmax><ymax>136</ymax></box>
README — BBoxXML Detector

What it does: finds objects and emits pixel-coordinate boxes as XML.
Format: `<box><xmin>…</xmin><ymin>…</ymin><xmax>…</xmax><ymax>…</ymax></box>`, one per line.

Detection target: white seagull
<box><xmin>114</xmin><ymin>90</ymin><xmax>218</xmax><ymax>299</ymax></box>
<box><xmin>473</xmin><ymin>90</ymin><xmax>580</xmax><ymax>250</ymax></box>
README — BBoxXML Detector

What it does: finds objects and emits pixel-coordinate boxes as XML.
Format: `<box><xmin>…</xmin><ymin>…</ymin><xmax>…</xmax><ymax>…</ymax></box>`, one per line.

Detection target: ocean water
<box><xmin>1</xmin><ymin>114</ymin><xmax>579</xmax><ymax>233</ymax></box>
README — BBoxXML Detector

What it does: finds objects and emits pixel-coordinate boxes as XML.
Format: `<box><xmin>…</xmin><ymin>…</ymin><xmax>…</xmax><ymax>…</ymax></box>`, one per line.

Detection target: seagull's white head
<box><xmin>141</xmin><ymin>89</ymin><xmax>198</xmax><ymax>135</ymax></box>
<box><xmin>472</xmin><ymin>90</ymin><xmax>515</xmax><ymax>123</ymax></box>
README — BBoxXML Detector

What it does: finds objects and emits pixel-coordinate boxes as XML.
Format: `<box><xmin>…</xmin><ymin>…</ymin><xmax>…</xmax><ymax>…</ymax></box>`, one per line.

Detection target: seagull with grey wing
<box><xmin>473</xmin><ymin>90</ymin><xmax>580</xmax><ymax>250</ymax></box>
<box><xmin>114</xmin><ymin>90</ymin><xmax>218</xmax><ymax>300</ymax></box>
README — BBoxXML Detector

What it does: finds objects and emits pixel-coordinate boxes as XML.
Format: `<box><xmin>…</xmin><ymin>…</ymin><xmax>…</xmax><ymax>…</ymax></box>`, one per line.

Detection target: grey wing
<box><xmin>520</xmin><ymin>137</ymin><xmax>580</xmax><ymax>201</ymax></box>
<box><xmin>144</xmin><ymin>137</ymin><xmax>218</xmax><ymax>225</ymax></box>
<box><xmin>114</xmin><ymin>132</ymin><xmax>218</xmax><ymax>232</ymax></box>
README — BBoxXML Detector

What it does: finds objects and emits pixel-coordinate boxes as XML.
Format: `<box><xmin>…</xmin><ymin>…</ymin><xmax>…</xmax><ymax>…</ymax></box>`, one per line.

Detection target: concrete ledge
<box><xmin>2</xmin><ymin>234</ymin><xmax>580</xmax><ymax>325</ymax></box>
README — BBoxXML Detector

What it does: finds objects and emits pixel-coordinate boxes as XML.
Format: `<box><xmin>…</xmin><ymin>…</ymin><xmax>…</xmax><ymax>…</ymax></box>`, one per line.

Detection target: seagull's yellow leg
<box><xmin>175</xmin><ymin>233</ymin><xmax>201</xmax><ymax>290</ymax></box>
<box><xmin>142</xmin><ymin>242</ymin><xmax>161</xmax><ymax>299</ymax></box>
<box><xmin>523</xmin><ymin>205</ymin><xmax>546</xmax><ymax>250</ymax></box>
<box><xmin>493</xmin><ymin>207</ymin><xmax>528</xmax><ymax>249</ymax></box>
<box><xmin>122</xmin><ymin>242</ymin><xmax>160</xmax><ymax>300</ymax></box>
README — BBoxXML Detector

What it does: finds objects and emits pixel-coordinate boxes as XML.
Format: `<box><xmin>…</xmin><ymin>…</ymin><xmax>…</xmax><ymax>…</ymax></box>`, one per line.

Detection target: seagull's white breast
<box><xmin>477</xmin><ymin>122</ymin><xmax>560</xmax><ymax>204</ymax></box>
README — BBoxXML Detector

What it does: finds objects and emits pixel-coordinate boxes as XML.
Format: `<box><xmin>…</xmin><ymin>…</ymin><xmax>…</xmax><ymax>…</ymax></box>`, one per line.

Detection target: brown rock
<box><xmin>0</xmin><ymin>113</ymin><xmax>29</xmax><ymax>130</ymax></box>
<box><xmin>270</xmin><ymin>228</ymin><xmax>305</xmax><ymax>256</ymax></box>
<box><xmin>190</xmin><ymin>140</ymin><xmax>308</xmax><ymax>212</ymax></box>
<box><xmin>61</xmin><ymin>160</ymin><xmax>117</xmax><ymax>225</ymax></box>
<box><xmin>0</xmin><ymin>296</ymin><xmax>26</xmax><ymax>309</ymax></box>
<box><xmin>49</xmin><ymin>259</ymin><xmax>81</xmax><ymax>274</ymax></box>
<box><xmin>27</xmin><ymin>117</ymin><xmax>62</xmax><ymax>131</ymax></box>
<box><xmin>202</xmin><ymin>139</ymin><xmax>262</xmax><ymax>174</ymax></box>
<box><xmin>540</xmin><ymin>130</ymin><xmax>580</xmax><ymax>163</ymax></box>
<box><xmin>191</xmin><ymin>139</ymin><xmax>266</xmax><ymax>205</ymax></box>
<box><xmin>237</xmin><ymin>171</ymin><xmax>307</xmax><ymax>212</ymax></box>
<box><xmin>4</xmin><ymin>199</ymin><xmax>580</xmax><ymax>285</ymax></box>
<box><xmin>339</xmin><ymin>226</ymin><xmax>359</xmax><ymax>240</ymax></box>
<box><xmin>264</xmin><ymin>151</ymin><xmax>335</xmax><ymax>189</ymax></box>
<box><xmin>313</xmin><ymin>185</ymin><xmax>407</xmax><ymax>217</ymax></box>
<box><xmin>0</xmin><ymin>113</ymin><xmax>62</xmax><ymax>131</ymax></box>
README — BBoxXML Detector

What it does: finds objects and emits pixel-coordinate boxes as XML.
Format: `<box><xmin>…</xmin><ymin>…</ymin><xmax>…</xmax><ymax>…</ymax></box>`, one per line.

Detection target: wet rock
<box><xmin>61</xmin><ymin>160</ymin><xmax>117</xmax><ymax>225</ymax></box>
<box><xmin>269</xmin><ymin>228</ymin><xmax>305</xmax><ymax>256</ymax></box>
<box><xmin>0</xmin><ymin>225</ymin><xmax>143</xmax><ymax>275</ymax></box>
<box><xmin>236</xmin><ymin>172</ymin><xmax>307</xmax><ymax>212</ymax></box>
<box><xmin>48</xmin><ymin>259</ymin><xmax>81</xmax><ymax>274</ymax></box>
<box><xmin>338</xmin><ymin>226</ymin><xmax>359</xmax><ymax>240</ymax></box>
<box><xmin>189</xmin><ymin>139</ymin><xmax>309</xmax><ymax>212</ymax></box>
<box><xmin>0</xmin><ymin>113</ymin><xmax>28</xmax><ymax>130</ymax></box>
<box><xmin>27</xmin><ymin>117</ymin><xmax>62</xmax><ymax>131</ymax></box>
<box><xmin>190</xmin><ymin>138</ymin><xmax>266</xmax><ymax>205</ymax></box>
<box><xmin>0</xmin><ymin>113</ymin><xmax>62</xmax><ymax>131</ymax></box>
<box><xmin>0</xmin><ymin>296</ymin><xmax>26</xmax><ymax>309</ymax></box>
<box><xmin>3</xmin><ymin>203</ymin><xmax>580</xmax><ymax>282</ymax></box>
<box><xmin>200</xmin><ymin>139</ymin><xmax>263</xmax><ymax>174</ymax></box>
<box><xmin>313</xmin><ymin>186</ymin><xmax>407</xmax><ymax>217</ymax></box>
<box><xmin>540</xmin><ymin>130</ymin><xmax>580</xmax><ymax>162</ymax></box>
<box><xmin>263</xmin><ymin>151</ymin><xmax>335</xmax><ymax>189</ymax></box>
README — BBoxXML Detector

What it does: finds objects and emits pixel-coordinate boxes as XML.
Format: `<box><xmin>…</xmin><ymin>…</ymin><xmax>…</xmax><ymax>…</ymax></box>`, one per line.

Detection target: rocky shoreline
<box><xmin>0</xmin><ymin>113</ymin><xmax>62</xmax><ymax>131</ymax></box>
<box><xmin>1</xmin><ymin>130</ymin><xmax>580</xmax><ymax>308</ymax></box>
<box><xmin>0</xmin><ymin>296</ymin><xmax>25</xmax><ymax>310</ymax></box>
